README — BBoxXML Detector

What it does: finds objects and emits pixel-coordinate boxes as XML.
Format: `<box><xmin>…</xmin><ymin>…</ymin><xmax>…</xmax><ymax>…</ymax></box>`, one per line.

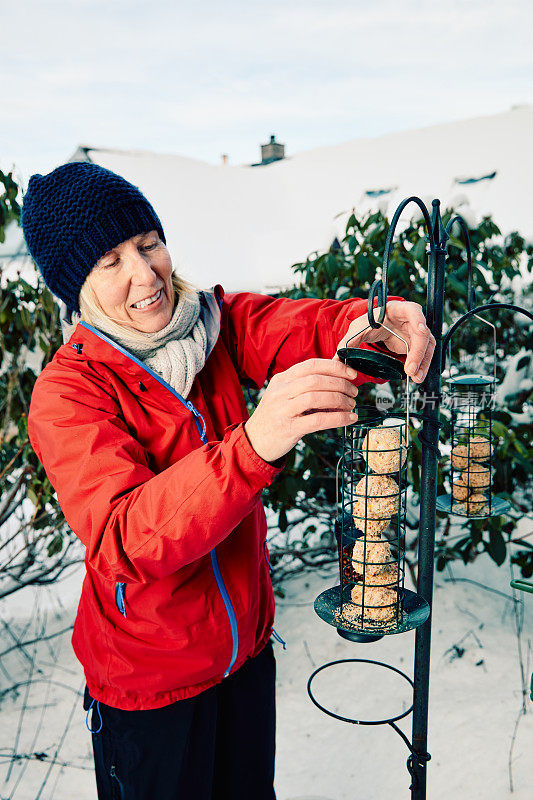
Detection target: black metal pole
<box><xmin>410</xmin><ymin>200</ymin><xmax>447</xmax><ymax>799</ymax></box>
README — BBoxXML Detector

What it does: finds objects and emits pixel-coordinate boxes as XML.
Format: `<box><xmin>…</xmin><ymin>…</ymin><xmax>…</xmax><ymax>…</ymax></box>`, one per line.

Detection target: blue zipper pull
<box><xmin>271</xmin><ymin>628</ymin><xmax>287</xmax><ymax>649</ymax></box>
<box><xmin>263</xmin><ymin>540</ymin><xmax>273</xmax><ymax>574</ymax></box>
<box><xmin>85</xmin><ymin>699</ymin><xmax>103</xmax><ymax>733</ymax></box>
<box><xmin>115</xmin><ymin>582</ymin><xmax>127</xmax><ymax>618</ymax></box>
<box><xmin>186</xmin><ymin>400</ymin><xmax>207</xmax><ymax>441</ymax></box>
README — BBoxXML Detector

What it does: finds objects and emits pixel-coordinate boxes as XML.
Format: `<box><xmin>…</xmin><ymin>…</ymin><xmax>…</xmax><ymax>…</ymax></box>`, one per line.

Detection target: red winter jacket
<box><xmin>28</xmin><ymin>286</ymin><xmax>401</xmax><ymax>710</ymax></box>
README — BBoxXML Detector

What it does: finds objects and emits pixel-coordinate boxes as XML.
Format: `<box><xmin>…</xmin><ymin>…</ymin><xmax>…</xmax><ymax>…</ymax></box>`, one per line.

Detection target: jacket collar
<box><xmin>60</xmin><ymin>284</ymin><xmax>225</xmax><ymax>369</ymax></box>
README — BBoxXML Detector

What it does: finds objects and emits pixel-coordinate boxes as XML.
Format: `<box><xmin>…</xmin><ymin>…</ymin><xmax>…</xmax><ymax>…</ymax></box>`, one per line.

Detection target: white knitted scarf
<box><xmin>88</xmin><ymin>290</ymin><xmax>208</xmax><ymax>398</ymax></box>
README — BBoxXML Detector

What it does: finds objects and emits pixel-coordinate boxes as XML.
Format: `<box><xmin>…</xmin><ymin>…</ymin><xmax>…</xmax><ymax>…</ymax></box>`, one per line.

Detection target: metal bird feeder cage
<box><xmin>434</xmin><ymin>215</ymin><xmax>532</xmax><ymax>521</ymax></box>
<box><xmin>314</xmin><ymin>332</ymin><xmax>430</xmax><ymax>644</ymax></box>
<box><xmin>435</xmin><ymin>312</ymin><xmax>510</xmax><ymax>519</ymax></box>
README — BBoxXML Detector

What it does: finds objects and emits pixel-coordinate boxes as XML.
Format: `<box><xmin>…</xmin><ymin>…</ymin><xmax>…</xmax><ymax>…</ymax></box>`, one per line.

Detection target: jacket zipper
<box><xmin>110</xmin><ymin>765</ymin><xmax>125</xmax><ymax>799</ymax></box>
<box><xmin>210</xmin><ymin>550</ymin><xmax>239</xmax><ymax>676</ymax></box>
<box><xmin>78</xmin><ymin>319</ymin><xmax>240</xmax><ymax>679</ymax></box>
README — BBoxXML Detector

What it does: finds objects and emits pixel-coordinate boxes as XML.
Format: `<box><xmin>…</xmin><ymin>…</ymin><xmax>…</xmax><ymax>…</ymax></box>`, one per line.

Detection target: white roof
<box><xmin>2</xmin><ymin>105</ymin><xmax>532</xmax><ymax>292</ymax></box>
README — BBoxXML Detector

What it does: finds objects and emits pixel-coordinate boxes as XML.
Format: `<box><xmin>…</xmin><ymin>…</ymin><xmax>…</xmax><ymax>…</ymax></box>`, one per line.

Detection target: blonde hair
<box><xmin>79</xmin><ymin>271</ymin><xmax>198</xmax><ymax>345</ymax></box>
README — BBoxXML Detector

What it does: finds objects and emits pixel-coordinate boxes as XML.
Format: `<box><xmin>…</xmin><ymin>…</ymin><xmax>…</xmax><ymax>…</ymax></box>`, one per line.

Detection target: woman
<box><xmin>22</xmin><ymin>161</ymin><xmax>435</xmax><ymax>799</ymax></box>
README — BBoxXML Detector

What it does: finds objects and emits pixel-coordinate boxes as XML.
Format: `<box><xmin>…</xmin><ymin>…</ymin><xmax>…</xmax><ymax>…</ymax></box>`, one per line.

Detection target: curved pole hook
<box><xmin>369</xmin><ymin>196</ymin><xmax>435</xmax><ymax>330</ymax></box>
<box><xmin>441</xmin><ymin>302</ymin><xmax>533</xmax><ymax>354</ymax></box>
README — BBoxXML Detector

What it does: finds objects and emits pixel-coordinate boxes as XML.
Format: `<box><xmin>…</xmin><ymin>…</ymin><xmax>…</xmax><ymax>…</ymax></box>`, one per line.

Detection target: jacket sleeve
<box><xmin>28</xmin><ymin>365</ymin><xmax>284</xmax><ymax>585</ymax></box>
<box><xmin>220</xmin><ymin>291</ymin><xmax>406</xmax><ymax>389</ymax></box>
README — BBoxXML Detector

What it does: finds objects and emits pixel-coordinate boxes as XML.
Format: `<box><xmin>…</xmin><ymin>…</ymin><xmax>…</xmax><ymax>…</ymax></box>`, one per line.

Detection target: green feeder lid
<box><xmin>447</xmin><ymin>373</ymin><xmax>496</xmax><ymax>389</ymax></box>
<box><xmin>337</xmin><ymin>348</ymin><xmax>405</xmax><ymax>381</ymax></box>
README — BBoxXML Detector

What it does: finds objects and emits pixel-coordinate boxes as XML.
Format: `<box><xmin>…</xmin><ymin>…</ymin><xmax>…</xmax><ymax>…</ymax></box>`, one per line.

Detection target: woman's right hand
<box><xmin>243</xmin><ymin>358</ymin><xmax>359</xmax><ymax>464</ymax></box>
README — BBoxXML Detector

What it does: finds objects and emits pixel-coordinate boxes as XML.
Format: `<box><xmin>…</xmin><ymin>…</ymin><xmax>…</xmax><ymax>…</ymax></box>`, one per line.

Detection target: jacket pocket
<box><xmin>115</xmin><ymin>582</ymin><xmax>127</xmax><ymax>618</ymax></box>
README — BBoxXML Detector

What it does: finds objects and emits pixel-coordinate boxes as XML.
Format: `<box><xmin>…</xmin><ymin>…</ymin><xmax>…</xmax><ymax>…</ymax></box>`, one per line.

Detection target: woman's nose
<box><xmin>128</xmin><ymin>251</ymin><xmax>157</xmax><ymax>283</ymax></box>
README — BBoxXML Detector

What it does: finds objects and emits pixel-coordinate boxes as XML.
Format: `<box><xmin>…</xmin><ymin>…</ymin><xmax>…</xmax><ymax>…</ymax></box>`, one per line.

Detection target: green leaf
<box><xmin>487</xmin><ymin>528</ymin><xmax>506</xmax><ymax>566</ymax></box>
<box><xmin>47</xmin><ymin>533</ymin><xmax>63</xmax><ymax>557</ymax></box>
<box><xmin>411</xmin><ymin>238</ymin><xmax>427</xmax><ymax>264</ymax></box>
<box><xmin>20</xmin><ymin>306</ymin><xmax>31</xmax><ymax>328</ymax></box>
<box><xmin>41</xmin><ymin>287</ymin><xmax>55</xmax><ymax>313</ymax></box>
<box><xmin>326</xmin><ymin>254</ymin><xmax>337</xmax><ymax>278</ymax></box>
<box><xmin>447</xmin><ymin>274</ymin><xmax>467</xmax><ymax>297</ymax></box>
<box><xmin>492</xmin><ymin>421</ymin><xmax>508</xmax><ymax>438</ymax></box>
<box><xmin>27</xmin><ymin>487</ymin><xmax>38</xmax><ymax>505</ymax></box>
<box><xmin>347</xmin><ymin>235</ymin><xmax>358</xmax><ymax>254</ymax></box>
<box><xmin>346</xmin><ymin>213</ymin><xmax>356</xmax><ymax>232</ymax></box>
<box><xmin>513</xmin><ymin>440</ymin><xmax>528</xmax><ymax>456</ymax></box>
<box><xmin>448</xmin><ymin>235</ymin><xmax>465</xmax><ymax>251</ymax></box>
<box><xmin>284</xmin><ymin>476</ymin><xmax>299</xmax><ymax>497</ymax></box>
<box><xmin>356</xmin><ymin>254</ymin><xmax>374</xmax><ymax>284</ymax></box>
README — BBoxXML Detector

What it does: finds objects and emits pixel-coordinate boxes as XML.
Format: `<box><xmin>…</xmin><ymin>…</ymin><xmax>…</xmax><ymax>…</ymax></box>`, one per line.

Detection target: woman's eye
<box><xmin>141</xmin><ymin>243</ymin><xmax>157</xmax><ymax>251</ymax></box>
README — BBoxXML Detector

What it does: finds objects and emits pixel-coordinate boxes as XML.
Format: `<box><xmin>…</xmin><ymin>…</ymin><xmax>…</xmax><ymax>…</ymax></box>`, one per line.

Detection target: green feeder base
<box><xmin>436</xmin><ymin>494</ymin><xmax>511</xmax><ymax>518</ymax></box>
<box><xmin>314</xmin><ymin>585</ymin><xmax>430</xmax><ymax>642</ymax></box>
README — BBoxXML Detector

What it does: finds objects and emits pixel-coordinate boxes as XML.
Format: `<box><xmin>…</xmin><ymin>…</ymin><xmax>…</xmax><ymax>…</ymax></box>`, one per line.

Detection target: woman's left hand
<box><xmin>333</xmin><ymin>300</ymin><xmax>436</xmax><ymax>384</ymax></box>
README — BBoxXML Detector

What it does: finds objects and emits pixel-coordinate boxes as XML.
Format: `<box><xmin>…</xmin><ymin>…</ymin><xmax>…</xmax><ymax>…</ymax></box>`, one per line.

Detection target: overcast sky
<box><xmin>2</xmin><ymin>0</ymin><xmax>532</xmax><ymax>188</ymax></box>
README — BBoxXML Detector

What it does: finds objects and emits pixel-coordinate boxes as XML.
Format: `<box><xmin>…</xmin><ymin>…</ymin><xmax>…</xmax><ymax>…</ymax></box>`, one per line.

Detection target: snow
<box><xmin>2</xmin><ymin>105</ymin><xmax>532</xmax><ymax>294</ymax></box>
<box><xmin>1</xmin><ymin>520</ymin><xmax>532</xmax><ymax>800</ymax></box>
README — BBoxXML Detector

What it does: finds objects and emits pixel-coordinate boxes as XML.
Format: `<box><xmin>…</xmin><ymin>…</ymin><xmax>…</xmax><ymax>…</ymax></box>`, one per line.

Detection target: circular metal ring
<box><xmin>307</xmin><ymin>658</ymin><xmax>414</xmax><ymax>726</ymax></box>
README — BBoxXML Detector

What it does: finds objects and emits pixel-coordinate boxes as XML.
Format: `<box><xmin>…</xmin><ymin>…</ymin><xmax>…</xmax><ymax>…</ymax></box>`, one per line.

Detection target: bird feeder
<box><xmin>315</xmin><ymin>373</ymin><xmax>430</xmax><ymax>644</ymax></box>
<box><xmin>437</xmin><ymin>368</ymin><xmax>510</xmax><ymax>518</ymax></box>
<box><xmin>435</xmin><ymin>215</ymin><xmax>514</xmax><ymax>520</ymax></box>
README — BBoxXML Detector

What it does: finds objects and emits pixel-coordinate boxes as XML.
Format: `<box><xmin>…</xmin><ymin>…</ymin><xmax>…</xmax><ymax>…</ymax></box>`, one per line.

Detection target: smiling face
<box><xmin>86</xmin><ymin>230</ymin><xmax>174</xmax><ymax>332</ymax></box>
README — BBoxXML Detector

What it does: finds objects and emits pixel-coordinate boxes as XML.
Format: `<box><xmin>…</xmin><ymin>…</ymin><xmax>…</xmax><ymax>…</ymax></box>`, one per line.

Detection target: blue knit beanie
<box><xmin>21</xmin><ymin>161</ymin><xmax>166</xmax><ymax>313</ymax></box>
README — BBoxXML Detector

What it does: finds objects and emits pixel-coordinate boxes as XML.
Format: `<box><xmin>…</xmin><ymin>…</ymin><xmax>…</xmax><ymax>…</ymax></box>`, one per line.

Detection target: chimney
<box><xmin>260</xmin><ymin>135</ymin><xmax>285</xmax><ymax>165</ymax></box>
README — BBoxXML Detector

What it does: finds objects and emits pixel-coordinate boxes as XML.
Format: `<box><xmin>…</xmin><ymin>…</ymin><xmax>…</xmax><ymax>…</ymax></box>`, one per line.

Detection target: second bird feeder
<box><xmin>436</xmin><ymin>308</ymin><xmax>511</xmax><ymax>519</ymax></box>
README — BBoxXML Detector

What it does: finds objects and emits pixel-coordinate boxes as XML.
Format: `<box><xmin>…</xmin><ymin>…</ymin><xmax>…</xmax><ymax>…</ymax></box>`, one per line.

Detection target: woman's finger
<box><xmin>290</xmin><ymin>390</ymin><xmax>357</xmax><ymax>417</ymax></box>
<box><xmin>293</xmin><ymin>409</ymin><xmax>358</xmax><ymax>436</ymax></box>
<box><xmin>287</xmin><ymin>374</ymin><xmax>358</xmax><ymax>400</ymax></box>
<box><xmin>284</xmin><ymin>357</ymin><xmax>357</xmax><ymax>381</ymax></box>
<box><xmin>404</xmin><ymin>322</ymin><xmax>432</xmax><ymax>379</ymax></box>
<box><xmin>408</xmin><ymin>335</ymin><xmax>430</xmax><ymax>383</ymax></box>
<box><xmin>414</xmin><ymin>333</ymin><xmax>436</xmax><ymax>382</ymax></box>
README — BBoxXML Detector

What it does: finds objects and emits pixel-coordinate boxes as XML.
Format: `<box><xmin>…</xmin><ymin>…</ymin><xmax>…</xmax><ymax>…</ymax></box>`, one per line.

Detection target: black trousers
<box><xmin>85</xmin><ymin>640</ymin><xmax>276</xmax><ymax>800</ymax></box>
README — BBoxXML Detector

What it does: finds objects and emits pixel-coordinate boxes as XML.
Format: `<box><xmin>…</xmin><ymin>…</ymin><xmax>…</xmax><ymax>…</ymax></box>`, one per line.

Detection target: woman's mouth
<box><xmin>131</xmin><ymin>289</ymin><xmax>163</xmax><ymax>310</ymax></box>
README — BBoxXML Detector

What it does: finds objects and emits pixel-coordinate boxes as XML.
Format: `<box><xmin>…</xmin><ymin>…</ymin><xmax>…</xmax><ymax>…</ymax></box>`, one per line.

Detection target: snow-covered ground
<box><xmin>1</xmin><ymin>531</ymin><xmax>532</xmax><ymax>800</ymax></box>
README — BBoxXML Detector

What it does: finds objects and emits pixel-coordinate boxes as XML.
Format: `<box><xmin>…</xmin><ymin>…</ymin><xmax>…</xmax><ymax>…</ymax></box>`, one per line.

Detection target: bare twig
<box><xmin>303</xmin><ymin>640</ymin><xmax>316</xmax><ymax>669</ymax></box>
<box><xmin>34</xmin><ymin>679</ymin><xmax>85</xmax><ymax>800</ymax></box>
<box><xmin>5</xmin><ymin>602</ymin><xmax>40</xmax><ymax>784</ymax></box>
<box><xmin>4</xmin><ymin>606</ymin><xmax>72</xmax><ymax>798</ymax></box>
<box><xmin>0</xmin><ymin>625</ymin><xmax>73</xmax><ymax>660</ymax></box>
<box><xmin>0</xmin><ymin>753</ymin><xmax>92</xmax><ymax>772</ymax></box>
<box><xmin>0</xmin><ymin>678</ymin><xmax>82</xmax><ymax>704</ymax></box>
<box><xmin>0</xmin><ymin>555</ymin><xmax>84</xmax><ymax>600</ymax></box>
<box><xmin>0</xmin><ymin>442</ymin><xmax>27</xmax><ymax>483</ymax></box>
<box><xmin>443</xmin><ymin>577</ymin><xmax>515</xmax><ymax>602</ymax></box>
<box><xmin>0</xmin><ymin>619</ymin><xmax>45</xmax><ymax>673</ymax></box>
